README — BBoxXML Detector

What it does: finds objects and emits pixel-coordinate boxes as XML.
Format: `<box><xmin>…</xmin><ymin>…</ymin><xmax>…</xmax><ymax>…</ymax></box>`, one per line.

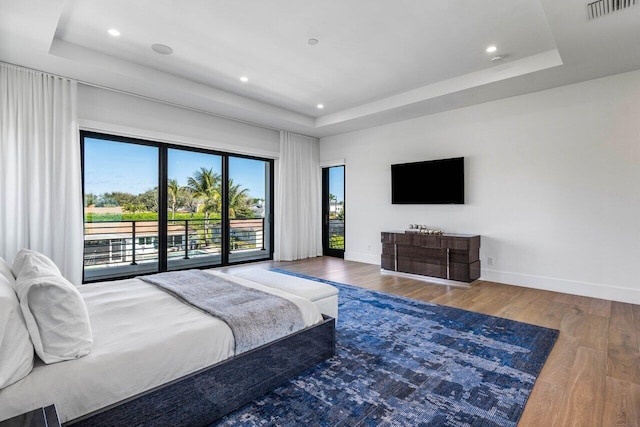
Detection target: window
<box><xmin>82</xmin><ymin>135</ymin><xmax>159</xmax><ymax>279</ymax></box>
<box><xmin>228</xmin><ymin>156</ymin><xmax>271</xmax><ymax>263</ymax></box>
<box><xmin>322</xmin><ymin>166</ymin><xmax>345</xmax><ymax>258</ymax></box>
<box><xmin>81</xmin><ymin>131</ymin><xmax>274</xmax><ymax>282</ymax></box>
<box><xmin>166</xmin><ymin>148</ymin><xmax>223</xmax><ymax>271</ymax></box>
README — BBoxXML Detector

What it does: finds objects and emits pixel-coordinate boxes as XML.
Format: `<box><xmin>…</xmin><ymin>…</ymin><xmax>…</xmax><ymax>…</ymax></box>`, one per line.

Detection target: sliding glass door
<box><xmin>81</xmin><ymin>131</ymin><xmax>273</xmax><ymax>282</ymax></box>
<box><xmin>166</xmin><ymin>148</ymin><xmax>223</xmax><ymax>270</ymax></box>
<box><xmin>82</xmin><ymin>136</ymin><xmax>160</xmax><ymax>280</ymax></box>
<box><xmin>228</xmin><ymin>156</ymin><xmax>272</xmax><ymax>263</ymax></box>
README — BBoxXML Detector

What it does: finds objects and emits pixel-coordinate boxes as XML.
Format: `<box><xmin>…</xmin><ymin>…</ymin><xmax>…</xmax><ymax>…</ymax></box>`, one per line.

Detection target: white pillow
<box><xmin>12</xmin><ymin>249</ymin><xmax>61</xmax><ymax>278</ymax></box>
<box><xmin>13</xmin><ymin>251</ymin><xmax>93</xmax><ymax>364</ymax></box>
<box><xmin>0</xmin><ymin>256</ymin><xmax>15</xmax><ymax>286</ymax></box>
<box><xmin>0</xmin><ymin>274</ymin><xmax>34</xmax><ymax>388</ymax></box>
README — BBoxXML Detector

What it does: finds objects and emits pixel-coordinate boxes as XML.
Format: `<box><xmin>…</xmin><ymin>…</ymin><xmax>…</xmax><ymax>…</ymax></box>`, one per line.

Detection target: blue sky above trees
<box><xmin>84</xmin><ymin>138</ymin><xmax>267</xmax><ymax>200</ymax></box>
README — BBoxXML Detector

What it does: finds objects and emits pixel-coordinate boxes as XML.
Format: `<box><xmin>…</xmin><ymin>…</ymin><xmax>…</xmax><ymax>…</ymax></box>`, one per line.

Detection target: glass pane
<box><xmin>328</xmin><ymin>166</ymin><xmax>345</xmax><ymax>250</ymax></box>
<box><xmin>83</xmin><ymin>137</ymin><xmax>159</xmax><ymax>280</ymax></box>
<box><xmin>167</xmin><ymin>149</ymin><xmax>223</xmax><ymax>270</ymax></box>
<box><xmin>228</xmin><ymin>156</ymin><xmax>270</xmax><ymax>263</ymax></box>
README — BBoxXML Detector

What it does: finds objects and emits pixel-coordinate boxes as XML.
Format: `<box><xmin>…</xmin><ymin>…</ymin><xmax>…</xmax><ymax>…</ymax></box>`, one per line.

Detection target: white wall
<box><xmin>78</xmin><ymin>84</ymin><xmax>280</xmax><ymax>158</ymax></box>
<box><xmin>320</xmin><ymin>69</ymin><xmax>640</xmax><ymax>305</ymax></box>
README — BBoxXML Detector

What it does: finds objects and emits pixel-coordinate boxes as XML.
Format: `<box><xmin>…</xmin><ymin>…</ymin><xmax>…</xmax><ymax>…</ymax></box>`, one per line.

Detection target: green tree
<box><xmin>178</xmin><ymin>187</ymin><xmax>197</xmax><ymax>213</ymax></box>
<box><xmin>103</xmin><ymin>191</ymin><xmax>137</xmax><ymax>207</ymax></box>
<box><xmin>84</xmin><ymin>193</ymin><xmax>97</xmax><ymax>207</ymax></box>
<box><xmin>228</xmin><ymin>179</ymin><xmax>251</xmax><ymax>218</ymax></box>
<box><xmin>187</xmin><ymin>168</ymin><xmax>222</xmax><ymax>244</ymax></box>
<box><xmin>137</xmin><ymin>188</ymin><xmax>158</xmax><ymax>212</ymax></box>
<box><xmin>123</xmin><ymin>203</ymin><xmax>146</xmax><ymax>213</ymax></box>
<box><xmin>168</xmin><ymin>178</ymin><xmax>180</xmax><ymax>220</ymax></box>
<box><xmin>187</xmin><ymin>168</ymin><xmax>221</xmax><ymax>214</ymax></box>
<box><xmin>97</xmin><ymin>194</ymin><xmax>117</xmax><ymax>207</ymax></box>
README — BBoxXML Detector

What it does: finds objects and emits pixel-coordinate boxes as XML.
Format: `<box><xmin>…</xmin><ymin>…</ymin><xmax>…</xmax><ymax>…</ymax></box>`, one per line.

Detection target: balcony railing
<box><xmin>328</xmin><ymin>219</ymin><xmax>345</xmax><ymax>250</ymax></box>
<box><xmin>83</xmin><ymin>218</ymin><xmax>265</xmax><ymax>269</ymax></box>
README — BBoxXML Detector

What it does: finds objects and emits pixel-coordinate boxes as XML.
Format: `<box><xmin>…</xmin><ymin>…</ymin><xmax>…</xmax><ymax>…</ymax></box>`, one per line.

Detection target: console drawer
<box><xmin>398</xmin><ymin>258</ymin><xmax>446</xmax><ymax>278</ymax></box>
<box><xmin>397</xmin><ymin>245</ymin><xmax>444</xmax><ymax>262</ymax></box>
<box><xmin>449</xmin><ymin>248</ymin><xmax>479</xmax><ymax>263</ymax></box>
<box><xmin>449</xmin><ymin>260</ymin><xmax>481</xmax><ymax>282</ymax></box>
<box><xmin>382</xmin><ymin>243</ymin><xmax>396</xmax><ymax>256</ymax></box>
<box><xmin>381</xmin><ymin>254</ymin><xmax>396</xmax><ymax>271</ymax></box>
<box><xmin>411</xmin><ymin>234</ymin><xmax>441</xmax><ymax>248</ymax></box>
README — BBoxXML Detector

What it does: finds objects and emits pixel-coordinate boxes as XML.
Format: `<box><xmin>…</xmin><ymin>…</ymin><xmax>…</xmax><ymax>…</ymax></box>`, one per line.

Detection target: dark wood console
<box><xmin>381</xmin><ymin>231</ymin><xmax>480</xmax><ymax>282</ymax></box>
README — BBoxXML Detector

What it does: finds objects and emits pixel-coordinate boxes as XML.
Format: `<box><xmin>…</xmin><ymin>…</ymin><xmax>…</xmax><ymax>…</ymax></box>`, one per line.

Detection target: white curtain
<box><xmin>274</xmin><ymin>131</ymin><xmax>322</xmax><ymax>261</ymax></box>
<box><xmin>0</xmin><ymin>63</ymin><xmax>83</xmax><ymax>284</ymax></box>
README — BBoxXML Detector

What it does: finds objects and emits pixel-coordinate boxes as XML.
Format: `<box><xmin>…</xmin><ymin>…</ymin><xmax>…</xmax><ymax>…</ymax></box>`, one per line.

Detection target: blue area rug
<box><xmin>213</xmin><ymin>270</ymin><xmax>559</xmax><ymax>427</ymax></box>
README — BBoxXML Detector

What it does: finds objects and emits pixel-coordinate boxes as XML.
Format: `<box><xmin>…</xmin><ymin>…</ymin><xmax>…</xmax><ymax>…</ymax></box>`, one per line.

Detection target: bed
<box><xmin>0</xmin><ymin>255</ymin><xmax>336</xmax><ymax>426</ymax></box>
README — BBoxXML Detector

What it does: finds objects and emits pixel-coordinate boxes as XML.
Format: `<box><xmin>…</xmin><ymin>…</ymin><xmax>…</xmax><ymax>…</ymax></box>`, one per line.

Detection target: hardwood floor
<box><xmin>225</xmin><ymin>256</ymin><xmax>640</xmax><ymax>426</ymax></box>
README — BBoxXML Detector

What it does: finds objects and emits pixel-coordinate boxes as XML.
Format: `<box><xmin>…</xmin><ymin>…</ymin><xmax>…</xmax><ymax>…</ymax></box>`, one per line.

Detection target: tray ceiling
<box><xmin>1</xmin><ymin>0</ymin><xmax>640</xmax><ymax>136</ymax></box>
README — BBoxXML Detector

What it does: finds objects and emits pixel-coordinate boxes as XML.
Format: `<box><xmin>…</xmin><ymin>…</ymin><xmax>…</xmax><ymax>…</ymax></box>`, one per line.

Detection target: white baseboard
<box><xmin>381</xmin><ymin>269</ymin><xmax>472</xmax><ymax>287</ymax></box>
<box><xmin>481</xmin><ymin>268</ymin><xmax>640</xmax><ymax>305</ymax></box>
<box><xmin>344</xmin><ymin>251</ymin><xmax>380</xmax><ymax>265</ymax></box>
<box><xmin>342</xmin><ymin>254</ymin><xmax>640</xmax><ymax>305</ymax></box>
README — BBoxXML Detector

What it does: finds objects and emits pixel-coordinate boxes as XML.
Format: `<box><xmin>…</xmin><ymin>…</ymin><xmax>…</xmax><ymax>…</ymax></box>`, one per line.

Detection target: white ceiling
<box><xmin>1</xmin><ymin>0</ymin><xmax>640</xmax><ymax>137</ymax></box>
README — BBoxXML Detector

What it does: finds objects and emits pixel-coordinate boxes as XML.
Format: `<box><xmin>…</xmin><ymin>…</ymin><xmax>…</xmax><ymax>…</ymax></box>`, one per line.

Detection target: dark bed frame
<box><xmin>65</xmin><ymin>315</ymin><xmax>335</xmax><ymax>426</ymax></box>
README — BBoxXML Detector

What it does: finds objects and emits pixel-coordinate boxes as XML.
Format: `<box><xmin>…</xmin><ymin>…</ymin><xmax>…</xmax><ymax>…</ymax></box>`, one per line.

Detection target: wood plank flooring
<box><xmin>224</xmin><ymin>256</ymin><xmax>640</xmax><ymax>426</ymax></box>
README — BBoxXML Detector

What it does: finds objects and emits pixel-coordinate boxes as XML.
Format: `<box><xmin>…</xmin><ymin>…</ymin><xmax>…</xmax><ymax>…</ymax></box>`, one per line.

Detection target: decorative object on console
<box><xmin>382</xmin><ymin>231</ymin><xmax>480</xmax><ymax>282</ymax></box>
<box><xmin>408</xmin><ymin>224</ymin><xmax>443</xmax><ymax>235</ymax></box>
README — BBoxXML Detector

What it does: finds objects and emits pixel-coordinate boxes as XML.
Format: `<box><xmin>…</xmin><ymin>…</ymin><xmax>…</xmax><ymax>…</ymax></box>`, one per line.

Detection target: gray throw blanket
<box><xmin>140</xmin><ymin>270</ymin><xmax>305</xmax><ymax>354</ymax></box>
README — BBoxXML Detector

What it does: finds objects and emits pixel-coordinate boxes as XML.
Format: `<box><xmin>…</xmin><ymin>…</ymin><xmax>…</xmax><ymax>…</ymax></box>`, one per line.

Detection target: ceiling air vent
<box><xmin>587</xmin><ymin>0</ymin><xmax>637</xmax><ymax>20</ymax></box>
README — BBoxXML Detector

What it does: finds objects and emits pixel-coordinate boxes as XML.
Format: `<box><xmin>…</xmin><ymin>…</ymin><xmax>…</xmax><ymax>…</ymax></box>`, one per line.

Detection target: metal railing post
<box><xmin>130</xmin><ymin>221</ymin><xmax>137</xmax><ymax>265</ymax></box>
<box><xmin>184</xmin><ymin>220</ymin><xmax>190</xmax><ymax>259</ymax></box>
<box><xmin>85</xmin><ymin>216</ymin><xmax>275</xmax><ymax>275</ymax></box>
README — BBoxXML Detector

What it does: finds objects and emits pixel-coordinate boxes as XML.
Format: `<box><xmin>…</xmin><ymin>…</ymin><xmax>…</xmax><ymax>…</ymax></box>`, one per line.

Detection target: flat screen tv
<box><xmin>391</xmin><ymin>157</ymin><xmax>464</xmax><ymax>204</ymax></box>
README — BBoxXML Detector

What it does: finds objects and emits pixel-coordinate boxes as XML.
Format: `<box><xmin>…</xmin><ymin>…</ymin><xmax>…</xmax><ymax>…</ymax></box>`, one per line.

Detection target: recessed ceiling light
<box><xmin>308</xmin><ymin>38</ymin><xmax>319</xmax><ymax>46</ymax></box>
<box><xmin>108</xmin><ymin>28</ymin><xmax>120</xmax><ymax>37</ymax></box>
<box><xmin>240</xmin><ymin>76</ymin><xmax>249</xmax><ymax>83</ymax></box>
<box><xmin>486</xmin><ymin>45</ymin><xmax>497</xmax><ymax>53</ymax></box>
<box><xmin>151</xmin><ymin>44</ymin><xmax>173</xmax><ymax>55</ymax></box>
<box><xmin>317</xmin><ymin>104</ymin><xmax>324</xmax><ymax>109</ymax></box>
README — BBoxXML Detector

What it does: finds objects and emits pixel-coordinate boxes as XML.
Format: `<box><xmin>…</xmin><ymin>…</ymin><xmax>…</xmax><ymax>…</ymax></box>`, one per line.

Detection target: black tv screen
<box><xmin>391</xmin><ymin>157</ymin><xmax>464</xmax><ymax>204</ymax></box>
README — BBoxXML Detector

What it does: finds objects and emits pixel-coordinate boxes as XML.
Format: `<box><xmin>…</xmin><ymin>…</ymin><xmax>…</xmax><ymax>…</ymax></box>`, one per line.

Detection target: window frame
<box><xmin>80</xmin><ymin>130</ymin><xmax>274</xmax><ymax>283</ymax></box>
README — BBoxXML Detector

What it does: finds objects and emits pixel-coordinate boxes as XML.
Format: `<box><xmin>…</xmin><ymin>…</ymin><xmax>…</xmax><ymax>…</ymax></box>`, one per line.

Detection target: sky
<box><xmin>329</xmin><ymin>166</ymin><xmax>344</xmax><ymax>202</ymax></box>
<box><xmin>84</xmin><ymin>138</ymin><xmax>267</xmax><ymax>199</ymax></box>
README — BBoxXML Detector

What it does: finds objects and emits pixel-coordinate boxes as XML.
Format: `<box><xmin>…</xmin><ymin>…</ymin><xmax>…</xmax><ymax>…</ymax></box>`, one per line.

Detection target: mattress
<box><xmin>0</xmin><ymin>271</ymin><xmax>322</xmax><ymax>423</ymax></box>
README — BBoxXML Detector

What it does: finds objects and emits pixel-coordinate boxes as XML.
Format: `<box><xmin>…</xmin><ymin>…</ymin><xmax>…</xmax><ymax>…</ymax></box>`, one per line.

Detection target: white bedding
<box><xmin>0</xmin><ymin>271</ymin><xmax>322</xmax><ymax>423</ymax></box>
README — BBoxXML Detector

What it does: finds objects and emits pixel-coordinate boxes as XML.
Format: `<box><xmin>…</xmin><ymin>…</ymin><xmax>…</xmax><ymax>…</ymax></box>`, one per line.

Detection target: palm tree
<box><xmin>187</xmin><ymin>168</ymin><xmax>222</xmax><ymax>244</ymax></box>
<box><xmin>227</xmin><ymin>179</ymin><xmax>250</xmax><ymax>219</ymax></box>
<box><xmin>187</xmin><ymin>168</ymin><xmax>221</xmax><ymax>213</ymax></box>
<box><xmin>167</xmin><ymin>178</ymin><xmax>179</xmax><ymax>220</ymax></box>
